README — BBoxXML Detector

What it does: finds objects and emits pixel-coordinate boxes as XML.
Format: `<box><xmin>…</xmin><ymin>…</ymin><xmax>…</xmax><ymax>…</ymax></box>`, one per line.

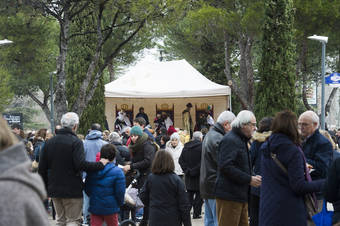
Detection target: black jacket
<box><xmin>302</xmin><ymin>129</ymin><xmax>333</xmax><ymax>198</ymax></box>
<box><xmin>129</xmin><ymin>133</ymin><xmax>156</xmax><ymax>189</ymax></box>
<box><xmin>215</xmin><ymin>127</ymin><xmax>252</xmax><ymax>203</ymax></box>
<box><xmin>140</xmin><ymin>173</ymin><xmax>192</xmax><ymax>226</ymax></box>
<box><xmin>110</xmin><ymin>141</ymin><xmax>130</xmax><ymax>165</ymax></box>
<box><xmin>38</xmin><ymin>128</ymin><xmax>104</xmax><ymax>198</ymax></box>
<box><xmin>179</xmin><ymin>140</ymin><xmax>202</xmax><ymax>191</ymax></box>
<box><xmin>200</xmin><ymin>123</ymin><xmax>226</xmax><ymax>199</ymax></box>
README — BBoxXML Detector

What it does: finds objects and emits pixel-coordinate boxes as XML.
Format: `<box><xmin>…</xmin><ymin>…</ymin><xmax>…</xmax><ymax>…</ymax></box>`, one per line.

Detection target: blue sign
<box><xmin>325</xmin><ymin>73</ymin><xmax>340</xmax><ymax>86</ymax></box>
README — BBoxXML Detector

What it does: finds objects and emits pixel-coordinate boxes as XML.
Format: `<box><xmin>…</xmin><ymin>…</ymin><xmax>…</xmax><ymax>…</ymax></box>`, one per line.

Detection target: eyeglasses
<box><xmin>298</xmin><ymin>122</ymin><xmax>311</xmax><ymax>128</ymax></box>
<box><xmin>246</xmin><ymin>122</ymin><xmax>257</xmax><ymax>127</ymax></box>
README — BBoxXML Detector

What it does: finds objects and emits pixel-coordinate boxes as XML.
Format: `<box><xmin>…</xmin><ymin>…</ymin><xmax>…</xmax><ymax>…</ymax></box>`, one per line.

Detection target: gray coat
<box><xmin>200</xmin><ymin>123</ymin><xmax>226</xmax><ymax>199</ymax></box>
<box><xmin>0</xmin><ymin>143</ymin><xmax>49</xmax><ymax>226</ymax></box>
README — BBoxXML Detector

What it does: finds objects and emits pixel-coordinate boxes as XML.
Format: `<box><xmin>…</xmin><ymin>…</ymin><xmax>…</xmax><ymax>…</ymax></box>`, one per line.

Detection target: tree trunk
<box><xmin>300</xmin><ymin>39</ymin><xmax>313</xmax><ymax>110</ymax></box>
<box><xmin>108</xmin><ymin>59</ymin><xmax>115</xmax><ymax>82</ymax></box>
<box><xmin>54</xmin><ymin>16</ymin><xmax>70</xmax><ymax>122</ymax></box>
<box><xmin>27</xmin><ymin>90</ymin><xmax>51</xmax><ymax>123</ymax></box>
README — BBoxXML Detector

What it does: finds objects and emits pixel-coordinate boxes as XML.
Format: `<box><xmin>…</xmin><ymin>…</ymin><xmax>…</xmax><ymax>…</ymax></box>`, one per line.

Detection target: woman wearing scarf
<box><xmin>123</xmin><ymin>126</ymin><xmax>156</xmax><ymax>226</ymax></box>
<box><xmin>165</xmin><ymin>132</ymin><xmax>184</xmax><ymax>179</ymax></box>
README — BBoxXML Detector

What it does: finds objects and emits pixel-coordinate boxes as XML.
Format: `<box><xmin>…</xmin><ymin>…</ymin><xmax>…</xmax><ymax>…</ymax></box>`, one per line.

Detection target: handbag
<box><xmin>270</xmin><ymin>152</ymin><xmax>318</xmax><ymax>219</ymax></box>
<box><xmin>312</xmin><ymin>200</ymin><xmax>333</xmax><ymax>226</ymax></box>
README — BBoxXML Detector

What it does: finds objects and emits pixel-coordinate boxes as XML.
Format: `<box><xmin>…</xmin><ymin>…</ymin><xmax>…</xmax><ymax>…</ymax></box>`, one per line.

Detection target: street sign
<box><xmin>2</xmin><ymin>113</ymin><xmax>23</xmax><ymax>128</ymax></box>
<box><xmin>325</xmin><ymin>72</ymin><xmax>340</xmax><ymax>87</ymax></box>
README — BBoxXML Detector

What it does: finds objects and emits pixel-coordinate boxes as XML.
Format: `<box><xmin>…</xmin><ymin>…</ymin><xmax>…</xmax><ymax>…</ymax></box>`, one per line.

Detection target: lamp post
<box><xmin>50</xmin><ymin>71</ymin><xmax>57</xmax><ymax>134</ymax></box>
<box><xmin>308</xmin><ymin>35</ymin><xmax>328</xmax><ymax>130</ymax></box>
<box><xmin>0</xmin><ymin>39</ymin><xmax>13</xmax><ymax>46</ymax></box>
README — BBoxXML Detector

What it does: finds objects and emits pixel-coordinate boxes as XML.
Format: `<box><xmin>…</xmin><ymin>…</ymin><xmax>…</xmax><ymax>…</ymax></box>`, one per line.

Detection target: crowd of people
<box><xmin>2</xmin><ymin>106</ymin><xmax>340</xmax><ymax>226</ymax></box>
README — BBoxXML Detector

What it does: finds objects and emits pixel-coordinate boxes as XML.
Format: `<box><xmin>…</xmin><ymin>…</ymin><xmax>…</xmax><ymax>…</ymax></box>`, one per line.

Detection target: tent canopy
<box><xmin>105</xmin><ymin>59</ymin><xmax>230</xmax><ymax>98</ymax></box>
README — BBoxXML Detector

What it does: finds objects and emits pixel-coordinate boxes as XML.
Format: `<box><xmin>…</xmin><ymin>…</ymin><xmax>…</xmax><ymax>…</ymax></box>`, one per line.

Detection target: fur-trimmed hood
<box><xmin>252</xmin><ymin>131</ymin><xmax>272</xmax><ymax>143</ymax></box>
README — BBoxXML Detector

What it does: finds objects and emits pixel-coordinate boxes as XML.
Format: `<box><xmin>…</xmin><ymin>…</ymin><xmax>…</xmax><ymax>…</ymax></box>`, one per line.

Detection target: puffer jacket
<box><xmin>200</xmin><ymin>123</ymin><xmax>226</xmax><ymax>199</ymax></box>
<box><xmin>85</xmin><ymin>163</ymin><xmax>125</xmax><ymax>215</ymax></box>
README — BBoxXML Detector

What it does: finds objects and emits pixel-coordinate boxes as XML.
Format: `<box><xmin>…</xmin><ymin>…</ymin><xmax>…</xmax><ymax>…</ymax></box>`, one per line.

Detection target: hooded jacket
<box><xmin>84</xmin><ymin>130</ymin><xmax>108</xmax><ymax>162</ymax></box>
<box><xmin>85</xmin><ymin>163</ymin><xmax>125</xmax><ymax>215</ymax></box>
<box><xmin>250</xmin><ymin>131</ymin><xmax>271</xmax><ymax>196</ymax></box>
<box><xmin>179</xmin><ymin>139</ymin><xmax>202</xmax><ymax>191</ymax></box>
<box><xmin>0</xmin><ymin>143</ymin><xmax>49</xmax><ymax>226</ymax></box>
<box><xmin>200</xmin><ymin>123</ymin><xmax>226</xmax><ymax>199</ymax></box>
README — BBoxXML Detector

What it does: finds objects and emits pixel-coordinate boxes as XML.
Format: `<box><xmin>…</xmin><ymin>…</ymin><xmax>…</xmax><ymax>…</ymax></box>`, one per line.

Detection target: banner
<box><xmin>325</xmin><ymin>73</ymin><xmax>340</xmax><ymax>87</ymax></box>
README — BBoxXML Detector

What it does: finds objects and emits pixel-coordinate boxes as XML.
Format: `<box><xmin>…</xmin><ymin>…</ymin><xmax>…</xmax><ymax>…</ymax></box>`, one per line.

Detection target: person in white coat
<box><xmin>165</xmin><ymin>132</ymin><xmax>184</xmax><ymax>178</ymax></box>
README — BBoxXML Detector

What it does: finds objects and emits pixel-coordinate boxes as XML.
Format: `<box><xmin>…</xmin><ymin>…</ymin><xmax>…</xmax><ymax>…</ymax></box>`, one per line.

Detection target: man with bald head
<box><xmin>298</xmin><ymin>111</ymin><xmax>332</xmax><ymax>215</ymax></box>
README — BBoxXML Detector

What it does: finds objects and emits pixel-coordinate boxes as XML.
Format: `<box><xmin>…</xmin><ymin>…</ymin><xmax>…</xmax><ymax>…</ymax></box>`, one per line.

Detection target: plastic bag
<box><xmin>312</xmin><ymin>200</ymin><xmax>333</xmax><ymax>226</ymax></box>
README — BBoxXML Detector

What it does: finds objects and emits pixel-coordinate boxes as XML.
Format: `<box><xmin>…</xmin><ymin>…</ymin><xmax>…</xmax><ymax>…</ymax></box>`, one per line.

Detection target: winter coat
<box><xmin>0</xmin><ymin>143</ymin><xmax>49</xmax><ymax>226</ymax></box>
<box><xmin>129</xmin><ymin>132</ymin><xmax>156</xmax><ymax>189</ymax></box>
<box><xmin>259</xmin><ymin>133</ymin><xmax>324</xmax><ymax>226</ymax></box>
<box><xmin>38</xmin><ymin>127</ymin><xmax>105</xmax><ymax>198</ymax></box>
<box><xmin>84</xmin><ymin>130</ymin><xmax>108</xmax><ymax>162</ymax></box>
<box><xmin>200</xmin><ymin>123</ymin><xmax>226</xmax><ymax>199</ymax></box>
<box><xmin>250</xmin><ymin>131</ymin><xmax>271</xmax><ymax>197</ymax></box>
<box><xmin>324</xmin><ymin>157</ymin><xmax>340</xmax><ymax>224</ymax></box>
<box><xmin>85</xmin><ymin>163</ymin><xmax>125</xmax><ymax>215</ymax></box>
<box><xmin>179</xmin><ymin>139</ymin><xmax>202</xmax><ymax>191</ymax></box>
<box><xmin>111</xmin><ymin>141</ymin><xmax>130</xmax><ymax>165</ymax></box>
<box><xmin>140</xmin><ymin>173</ymin><xmax>192</xmax><ymax>226</ymax></box>
<box><xmin>215</xmin><ymin>127</ymin><xmax>252</xmax><ymax>203</ymax></box>
<box><xmin>33</xmin><ymin>138</ymin><xmax>45</xmax><ymax>162</ymax></box>
<box><xmin>165</xmin><ymin>141</ymin><xmax>184</xmax><ymax>175</ymax></box>
<box><xmin>302</xmin><ymin>129</ymin><xmax>333</xmax><ymax>180</ymax></box>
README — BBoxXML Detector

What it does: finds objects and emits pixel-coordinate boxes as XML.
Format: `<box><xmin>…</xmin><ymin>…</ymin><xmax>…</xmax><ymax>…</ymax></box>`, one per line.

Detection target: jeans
<box><xmin>83</xmin><ymin>191</ymin><xmax>90</xmax><ymax>224</ymax></box>
<box><xmin>204</xmin><ymin>199</ymin><xmax>218</xmax><ymax>226</ymax></box>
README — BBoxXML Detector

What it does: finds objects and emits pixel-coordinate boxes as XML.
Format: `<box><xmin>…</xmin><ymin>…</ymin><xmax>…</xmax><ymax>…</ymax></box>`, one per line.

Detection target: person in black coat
<box><xmin>215</xmin><ymin>110</ymin><xmax>261</xmax><ymax>226</ymax></box>
<box><xmin>259</xmin><ymin>110</ymin><xmax>324</xmax><ymax>226</ymax></box>
<box><xmin>108</xmin><ymin>131</ymin><xmax>130</xmax><ymax>165</ymax></box>
<box><xmin>38</xmin><ymin>112</ymin><xmax>108</xmax><ymax>225</ymax></box>
<box><xmin>136</xmin><ymin>107</ymin><xmax>150</xmax><ymax>126</ymax></box>
<box><xmin>298</xmin><ymin>111</ymin><xmax>333</xmax><ymax>205</ymax></box>
<box><xmin>249</xmin><ymin>117</ymin><xmax>272</xmax><ymax>226</ymax></box>
<box><xmin>179</xmin><ymin>131</ymin><xmax>204</xmax><ymax>219</ymax></box>
<box><xmin>140</xmin><ymin>150</ymin><xmax>191</xmax><ymax>226</ymax></box>
<box><xmin>122</xmin><ymin>126</ymin><xmax>156</xmax><ymax>226</ymax></box>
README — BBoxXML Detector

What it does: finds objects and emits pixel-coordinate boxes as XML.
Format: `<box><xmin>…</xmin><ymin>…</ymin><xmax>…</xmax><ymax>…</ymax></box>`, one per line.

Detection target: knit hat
<box><xmin>130</xmin><ymin>126</ymin><xmax>143</xmax><ymax>136</ymax></box>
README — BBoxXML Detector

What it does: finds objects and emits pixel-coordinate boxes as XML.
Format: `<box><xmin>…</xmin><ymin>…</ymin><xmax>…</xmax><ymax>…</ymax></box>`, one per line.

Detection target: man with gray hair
<box><xmin>215</xmin><ymin>110</ymin><xmax>261</xmax><ymax>226</ymax></box>
<box><xmin>39</xmin><ymin>112</ymin><xmax>108</xmax><ymax>226</ymax></box>
<box><xmin>298</xmin><ymin>110</ymin><xmax>332</xmax><ymax>218</ymax></box>
<box><xmin>200</xmin><ymin>110</ymin><xmax>235</xmax><ymax>226</ymax></box>
<box><xmin>179</xmin><ymin>131</ymin><xmax>204</xmax><ymax>219</ymax></box>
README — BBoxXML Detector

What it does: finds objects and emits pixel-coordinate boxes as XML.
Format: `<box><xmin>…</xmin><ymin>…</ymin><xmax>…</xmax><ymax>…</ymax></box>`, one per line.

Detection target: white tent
<box><xmin>105</xmin><ymin>59</ymin><xmax>230</xmax><ymax>98</ymax></box>
<box><xmin>104</xmin><ymin>59</ymin><xmax>231</xmax><ymax>130</ymax></box>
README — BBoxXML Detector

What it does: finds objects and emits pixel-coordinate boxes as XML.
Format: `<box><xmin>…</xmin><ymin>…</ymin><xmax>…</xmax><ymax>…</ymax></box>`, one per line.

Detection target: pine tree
<box><xmin>255</xmin><ymin>0</ymin><xmax>296</xmax><ymax>120</ymax></box>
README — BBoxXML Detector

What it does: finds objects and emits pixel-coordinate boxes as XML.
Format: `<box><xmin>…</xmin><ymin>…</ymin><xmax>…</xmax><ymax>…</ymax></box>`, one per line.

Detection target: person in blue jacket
<box><xmin>85</xmin><ymin>144</ymin><xmax>126</xmax><ymax>226</ymax></box>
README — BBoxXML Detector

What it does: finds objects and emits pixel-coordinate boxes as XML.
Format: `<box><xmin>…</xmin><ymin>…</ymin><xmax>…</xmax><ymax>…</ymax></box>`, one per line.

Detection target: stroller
<box><xmin>119</xmin><ymin>169</ymin><xmax>144</xmax><ymax>226</ymax></box>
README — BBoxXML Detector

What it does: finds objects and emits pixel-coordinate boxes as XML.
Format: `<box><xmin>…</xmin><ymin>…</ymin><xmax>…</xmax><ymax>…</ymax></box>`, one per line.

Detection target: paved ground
<box><xmin>49</xmin><ymin>213</ymin><xmax>204</xmax><ymax>225</ymax></box>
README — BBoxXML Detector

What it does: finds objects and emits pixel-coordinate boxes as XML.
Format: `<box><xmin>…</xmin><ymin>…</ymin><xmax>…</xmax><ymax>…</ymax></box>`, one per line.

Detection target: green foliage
<box><xmin>0</xmin><ymin>67</ymin><xmax>14</xmax><ymax>112</ymax></box>
<box><xmin>255</xmin><ymin>0</ymin><xmax>296</xmax><ymax>119</ymax></box>
<box><xmin>0</xmin><ymin>8</ymin><xmax>58</xmax><ymax>97</ymax></box>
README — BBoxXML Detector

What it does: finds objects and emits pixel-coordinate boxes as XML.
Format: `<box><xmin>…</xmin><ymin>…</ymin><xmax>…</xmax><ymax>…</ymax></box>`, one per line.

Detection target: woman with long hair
<box><xmin>140</xmin><ymin>150</ymin><xmax>191</xmax><ymax>226</ymax></box>
<box><xmin>259</xmin><ymin>110</ymin><xmax>324</xmax><ymax>226</ymax></box>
